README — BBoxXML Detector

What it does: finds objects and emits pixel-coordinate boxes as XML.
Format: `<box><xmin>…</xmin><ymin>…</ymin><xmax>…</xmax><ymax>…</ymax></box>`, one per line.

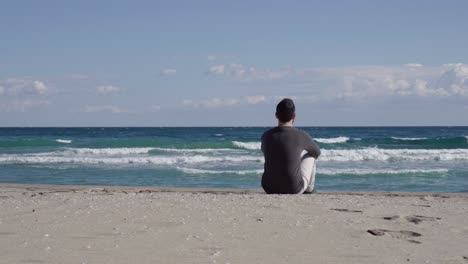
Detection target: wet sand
<box><xmin>0</xmin><ymin>184</ymin><xmax>467</xmax><ymax>264</ymax></box>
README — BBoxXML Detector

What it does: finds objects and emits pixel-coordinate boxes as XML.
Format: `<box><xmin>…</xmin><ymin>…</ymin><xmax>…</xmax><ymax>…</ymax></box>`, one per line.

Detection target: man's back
<box><xmin>261</xmin><ymin>126</ymin><xmax>321</xmax><ymax>194</ymax></box>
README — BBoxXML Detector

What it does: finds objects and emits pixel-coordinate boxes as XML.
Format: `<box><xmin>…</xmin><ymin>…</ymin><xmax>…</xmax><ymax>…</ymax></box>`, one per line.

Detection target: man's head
<box><xmin>276</xmin><ymin>98</ymin><xmax>296</xmax><ymax>124</ymax></box>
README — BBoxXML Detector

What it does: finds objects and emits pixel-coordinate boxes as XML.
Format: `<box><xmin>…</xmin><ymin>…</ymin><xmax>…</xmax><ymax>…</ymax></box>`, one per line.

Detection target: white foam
<box><xmin>5</xmin><ymin>146</ymin><xmax>468</xmax><ymax>165</ymax></box>
<box><xmin>56</xmin><ymin>139</ymin><xmax>72</xmax><ymax>144</ymax></box>
<box><xmin>315</xmin><ymin>137</ymin><xmax>350</xmax><ymax>144</ymax></box>
<box><xmin>0</xmin><ymin>154</ymin><xmax>263</xmax><ymax>165</ymax></box>
<box><xmin>60</xmin><ymin>147</ymin><xmax>245</xmax><ymax>155</ymax></box>
<box><xmin>320</xmin><ymin>148</ymin><xmax>468</xmax><ymax>162</ymax></box>
<box><xmin>391</xmin><ymin>137</ymin><xmax>428</xmax><ymax>141</ymax></box>
<box><xmin>320</xmin><ymin>168</ymin><xmax>449</xmax><ymax>175</ymax></box>
<box><xmin>162</xmin><ymin>166</ymin><xmax>451</xmax><ymax>176</ymax></box>
<box><xmin>64</xmin><ymin>148</ymin><xmax>155</xmax><ymax>155</ymax></box>
<box><xmin>232</xmin><ymin>141</ymin><xmax>261</xmax><ymax>150</ymax></box>
<box><xmin>177</xmin><ymin>167</ymin><xmax>263</xmax><ymax>175</ymax></box>
<box><xmin>59</xmin><ymin>146</ymin><xmax>254</xmax><ymax>156</ymax></box>
<box><xmin>152</xmin><ymin>147</ymin><xmax>243</xmax><ymax>153</ymax></box>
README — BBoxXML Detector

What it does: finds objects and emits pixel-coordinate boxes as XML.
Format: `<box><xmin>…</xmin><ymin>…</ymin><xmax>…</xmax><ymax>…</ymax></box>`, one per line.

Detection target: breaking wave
<box><xmin>391</xmin><ymin>137</ymin><xmax>428</xmax><ymax>141</ymax></box>
<box><xmin>315</xmin><ymin>137</ymin><xmax>350</xmax><ymax>143</ymax></box>
<box><xmin>320</xmin><ymin>148</ymin><xmax>468</xmax><ymax>161</ymax></box>
<box><xmin>2</xmin><ymin>145</ymin><xmax>468</xmax><ymax>167</ymax></box>
<box><xmin>0</xmin><ymin>154</ymin><xmax>262</xmax><ymax>165</ymax></box>
<box><xmin>64</xmin><ymin>147</ymin><xmax>156</xmax><ymax>155</ymax></box>
<box><xmin>56</xmin><ymin>139</ymin><xmax>72</xmax><ymax>144</ymax></box>
<box><xmin>319</xmin><ymin>168</ymin><xmax>449</xmax><ymax>175</ymax></box>
<box><xmin>177</xmin><ymin>167</ymin><xmax>263</xmax><ymax>175</ymax></box>
<box><xmin>176</xmin><ymin>167</ymin><xmax>449</xmax><ymax>176</ymax></box>
<box><xmin>232</xmin><ymin>141</ymin><xmax>261</xmax><ymax>150</ymax></box>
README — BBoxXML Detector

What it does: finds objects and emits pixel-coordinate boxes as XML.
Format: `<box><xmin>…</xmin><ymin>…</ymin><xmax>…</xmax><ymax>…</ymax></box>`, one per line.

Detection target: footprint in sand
<box><xmin>411</xmin><ymin>204</ymin><xmax>431</xmax><ymax>207</ymax></box>
<box><xmin>406</xmin><ymin>215</ymin><xmax>441</xmax><ymax>224</ymax></box>
<box><xmin>382</xmin><ymin>215</ymin><xmax>400</xmax><ymax>220</ymax></box>
<box><xmin>331</xmin><ymin>208</ymin><xmax>363</xmax><ymax>213</ymax></box>
<box><xmin>382</xmin><ymin>215</ymin><xmax>441</xmax><ymax>224</ymax></box>
<box><xmin>367</xmin><ymin>229</ymin><xmax>422</xmax><ymax>244</ymax></box>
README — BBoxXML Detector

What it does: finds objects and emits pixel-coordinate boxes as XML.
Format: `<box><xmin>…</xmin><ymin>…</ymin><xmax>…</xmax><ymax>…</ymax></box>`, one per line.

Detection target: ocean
<box><xmin>0</xmin><ymin>127</ymin><xmax>467</xmax><ymax>192</ymax></box>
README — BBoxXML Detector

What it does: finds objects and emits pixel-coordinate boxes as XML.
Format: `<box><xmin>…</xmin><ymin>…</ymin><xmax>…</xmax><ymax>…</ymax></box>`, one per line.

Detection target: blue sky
<box><xmin>1</xmin><ymin>0</ymin><xmax>467</xmax><ymax>126</ymax></box>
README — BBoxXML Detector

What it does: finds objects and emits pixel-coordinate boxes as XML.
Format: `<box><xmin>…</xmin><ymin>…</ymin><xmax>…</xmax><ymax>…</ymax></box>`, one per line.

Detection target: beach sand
<box><xmin>1</xmin><ymin>184</ymin><xmax>467</xmax><ymax>264</ymax></box>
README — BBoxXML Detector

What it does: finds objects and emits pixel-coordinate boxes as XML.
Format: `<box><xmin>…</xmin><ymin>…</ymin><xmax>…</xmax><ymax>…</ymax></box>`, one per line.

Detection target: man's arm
<box><xmin>261</xmin><ymin>133</ymin><xmax>265</xmax><ymax>154</ymax></box>
<box><xmin>303</xmin><ymin>132</ymin><xmax>321</xmax><ymax>159</ymax></box>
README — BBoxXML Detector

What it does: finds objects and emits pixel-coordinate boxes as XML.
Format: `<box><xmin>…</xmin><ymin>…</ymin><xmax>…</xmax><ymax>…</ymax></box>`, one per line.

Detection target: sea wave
<box><xmin>320</xmin><ymin>168</ymin><xmax>449</xmax><ymax>175</ymax></box>
<box><xmin>61</xmin><ymin>147</ymin><xmax>244</xmax><ymax>155</ymax></box>
<box><xmin>0</xmin><ymin>139</ymin><xmax>65</xmax><ymax>147</ymax></box>
<box><xmin>0</xmin><ymin>154</ymin><xmax>262</xmax><ymax>165</ymax></box>
<box><xmin>176</xmin><ymin>167</ymin><xmax>449</xmax><ymax>176</ymax></box>
<box><xmin>231</xmin><ymin>136</ymin><xmax>468</xmax><ymax>149</ymax></box>
<box><xmin>320</xmin><ymin>148</ymin><xmax>468</xmax><ymax>161</ymax></box>
<box><xmin>56</xmin><ymin>139</ymin><xmax>72</xmax><ymax>144</ymax></box>
<box><xmin>391</xmin><ymin>137</ymin><xmax>428</xmax><ymax>141</ymax></box>
<box><xmin>315</xmin><ymin>137</ymin><xmax>350</xmax><ymax>143</ymax></box>
<box><xmin>152</xmin><ymin>147</ymin><xmax>243</xmax><ymax>153</ymax></box>
<box><xmin>64</xmin><ymin>147</ymin><xmax>156</xmax><ymax>155</ymax></box>
<box><xmin>177</xmin><ymin>167</ymin><xmax>263</xmax><ymax>175</ymax></box>
<box><xmin>232</xmin><ymin>141</ymin><xmax>261</xmax><ymax>150</ymax></box>
<box><xmin>2</xmin><ymin>146</ymin><xmax>468</xmax><ymax>165</ymax></box>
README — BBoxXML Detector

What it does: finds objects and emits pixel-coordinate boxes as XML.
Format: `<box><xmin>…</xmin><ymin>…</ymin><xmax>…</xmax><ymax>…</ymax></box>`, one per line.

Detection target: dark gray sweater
<box><xmin>261</xmin><ymin>126</ymin><xmax>321</xmax><ymax>194</ymax></box>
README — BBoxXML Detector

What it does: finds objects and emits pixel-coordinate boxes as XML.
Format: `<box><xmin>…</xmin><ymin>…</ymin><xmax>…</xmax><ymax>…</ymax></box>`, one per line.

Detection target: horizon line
<box><xmin>1</xmin><ymin>125</ymin><xmax>467</xmax><ymax>128</ymax></box>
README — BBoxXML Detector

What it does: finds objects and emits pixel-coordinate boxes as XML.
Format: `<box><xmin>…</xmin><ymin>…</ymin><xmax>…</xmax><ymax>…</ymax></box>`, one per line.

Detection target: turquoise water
<box><xmin>0</xmin><ymin>127</ymin><xmax>467</xmax><ymax>192</ymax></box>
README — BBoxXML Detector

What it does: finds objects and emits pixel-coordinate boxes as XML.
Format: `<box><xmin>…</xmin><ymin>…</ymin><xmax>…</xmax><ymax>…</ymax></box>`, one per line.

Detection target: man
<box><xmin>261</xmin><ymin>98</ymin><xmax>321</xmax><ymax>194</ymax></box>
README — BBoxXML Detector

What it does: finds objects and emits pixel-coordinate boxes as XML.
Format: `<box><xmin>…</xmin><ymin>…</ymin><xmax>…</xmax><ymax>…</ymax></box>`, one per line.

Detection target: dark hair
<box><xmin>276</xmin><ymin>98</ymin><xmax>295</xmax><ymax>123</ymax></box>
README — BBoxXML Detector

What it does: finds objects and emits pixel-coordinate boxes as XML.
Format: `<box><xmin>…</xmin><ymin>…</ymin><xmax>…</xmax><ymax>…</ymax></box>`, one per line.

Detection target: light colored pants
<box><xmin>300</xmin><ymin>151</ymin><xmax>316</xmax><ymax>194</ymax></box>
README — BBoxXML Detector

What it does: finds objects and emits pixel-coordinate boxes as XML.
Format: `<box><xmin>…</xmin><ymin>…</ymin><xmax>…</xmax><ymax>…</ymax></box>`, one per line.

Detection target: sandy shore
<box><xmin>1</xmin><ymin>184</ymin><xmax>467</xmax><ymax>264</ymax></box>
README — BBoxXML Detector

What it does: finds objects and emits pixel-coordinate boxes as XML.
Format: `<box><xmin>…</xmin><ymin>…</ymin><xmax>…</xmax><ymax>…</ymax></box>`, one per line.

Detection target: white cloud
<box><xmin>147</xmin><ymin>105</ymin><xmax>161</xmax><ymax>112</ymax></box>
<box><xmin>81</xmin><ymin>105</ymin><xmax>128</xmax><ymax>113</ymax></box>
<box><xmin>324</xmin><ymin>63</ymin><xmax>468</xmax><ymax>99</ymax></box>
<box><xmin>0</xmin><ymin>78</ymin><xmax>50</xmax><ymax>112</ymax></box>
<box><xmin>207</xmin><ymin>63</ymin><xmax>468</xmax><ymax>101</ymax></box>
<box><xmin>96</xmin><ymin>85</ymin><xmax>120</xmax><ymax>94</ymax></box>
<box><xmin>181</xmin><ymin>95</ymin><xmax>295</xmax><ymax>109</ymax></box>
<box><xmin>204</xmin><ymin>98</ymin><xmax>239</xmax><ymax>108</ymax></box>
<box><xmin>404</xmin><ymin>63</ymin><xmax>424</xmax><ymax>68</ymax></box>
<box><xmin>228</xmin><ymin>64</ymin><xmax>248</xmax><ymax>78</ymax></box>
<box><xmin>206</xmin><ymin>64</ymin><xmax>259</xmax><ymax>79</ymax></box>
<box><xmin>160</xmin><ymin>68</ymin><xmax>177</xmax><ymax>76</ymax></box>
<box><xmin>182</xmin><ymin>99</ymin><xmax>195</xmax><ymax>106</ymax></box>
<box><xmin>439</xmin><ymin>63</ymin><xmax>468</xmax><ymax>96</ymax></box>
<box><xmin>207</xmin><ymin>65</ymin><xmax>225</xmax><ymax>75</ymax></box>
<box><xmin>182</xmin><ymin>95</ymin><xmax>318</xmax><ymax>109</ymax></box>
<box><xmin>33</xmin><ymin>81</ymin><xmax>47</xmax><ymax>94</ymax></box>
<box><xmin>246</xmin><ymin>95</ymin><xmax>266</xmax><ymax>105</ymax></box>
<box><xmin>0</xmin><ymin>78</ymin><xmax>49</xmax><ymax>96</ymax></box>
<box><xmin>273</xmin><ymin>95</ymin><xmax>299</xmax><ymax>101</ymax></box>
<box><xmin>182</xmin><ymin>98</ymin><xmax>239</xmax><ymax>108</ymax></box>
<box><xmin>0</xmin><ymin>100</ymin><xmax>50</xmax><ymax>112</ymax></box>
<box><xmin>207</xmin><ymin>54</ymin><xmax>233</xmax><ymax>61</ymax></box>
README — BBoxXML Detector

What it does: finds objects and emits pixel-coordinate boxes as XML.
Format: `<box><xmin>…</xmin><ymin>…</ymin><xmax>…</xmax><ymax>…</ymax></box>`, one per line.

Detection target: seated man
<box><xmin>261</xmin><ymin>98</ymin><xmax>321</xmax><ymax>194</ymax></box>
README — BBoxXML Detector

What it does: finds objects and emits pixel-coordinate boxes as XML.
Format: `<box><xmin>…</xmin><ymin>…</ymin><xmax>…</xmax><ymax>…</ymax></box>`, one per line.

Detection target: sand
<box><xmin>0</xmin><ymin>184</ymin><xmax>467</xmax><ymax>264</ymax></box>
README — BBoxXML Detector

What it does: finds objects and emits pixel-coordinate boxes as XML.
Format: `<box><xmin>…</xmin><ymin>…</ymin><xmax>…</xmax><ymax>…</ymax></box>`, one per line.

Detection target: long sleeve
<box><xmin>303</xmin><ymin>132</ymin><xmax>321</xmax><ymax>159</ymax></box>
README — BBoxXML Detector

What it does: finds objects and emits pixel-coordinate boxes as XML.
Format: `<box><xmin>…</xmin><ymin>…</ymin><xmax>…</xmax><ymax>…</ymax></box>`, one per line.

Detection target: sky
<box><xmin>1</xmin><ymin>0</ymin><xmax>467</xmax><ymax>126</ymax></box>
